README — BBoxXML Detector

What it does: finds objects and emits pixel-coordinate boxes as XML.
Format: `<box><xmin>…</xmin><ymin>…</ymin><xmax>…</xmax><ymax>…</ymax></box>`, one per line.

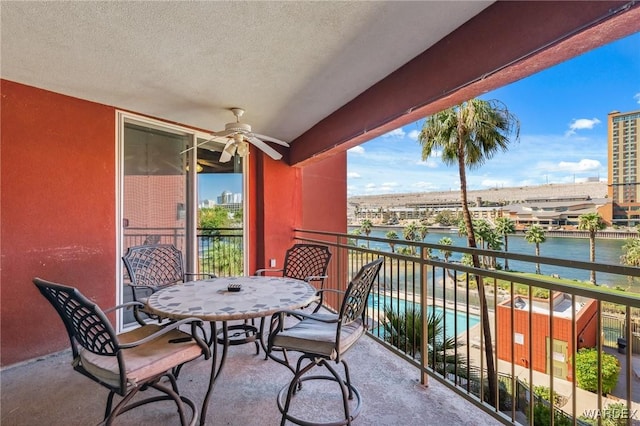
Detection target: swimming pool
<box><xmin>368</xmin><ymin>294</ymin><xmax>480</xmax><ymax>339</ymax></box>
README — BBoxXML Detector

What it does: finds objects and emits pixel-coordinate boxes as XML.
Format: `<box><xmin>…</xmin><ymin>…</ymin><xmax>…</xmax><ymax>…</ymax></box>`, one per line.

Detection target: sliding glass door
<box><xmin>118</xmin><ymin>114</ymin><xmax>246</xmax><ymax>328</ymax></box>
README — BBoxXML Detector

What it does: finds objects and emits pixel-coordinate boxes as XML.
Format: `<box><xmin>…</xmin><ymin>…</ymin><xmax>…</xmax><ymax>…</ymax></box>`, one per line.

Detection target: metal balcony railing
<box><xmin>293</xmin><ymin>228</ymin><xmax>640</xmax><ymax>426</ymax></box>
<box><xmin>123</xmin><ymin>227</ymin><xmax>244</xmax><ymax>277</ymax></box>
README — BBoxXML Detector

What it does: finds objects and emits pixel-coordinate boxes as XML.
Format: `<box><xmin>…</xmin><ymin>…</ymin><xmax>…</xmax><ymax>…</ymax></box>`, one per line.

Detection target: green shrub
<box><xmin>533</xmin><ymin>385</ymin><xmax>563</xmax><ymax>406</ymax></box>
<box><xmin>528</xmin><ymin>402</ymin><xmax>572</xmax><ymax>426</ymax></box>
<box><xmin>574</xmin><ymin>348</ymin><xmax>621</xmax><ymax>395</ymax></box>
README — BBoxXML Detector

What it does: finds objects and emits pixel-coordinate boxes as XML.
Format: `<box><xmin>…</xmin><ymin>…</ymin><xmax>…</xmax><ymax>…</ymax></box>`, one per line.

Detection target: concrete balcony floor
<box><xmin>1</xmin><ymin>332</ymin><xmax>499</xmax><ymax>425</ymax></box>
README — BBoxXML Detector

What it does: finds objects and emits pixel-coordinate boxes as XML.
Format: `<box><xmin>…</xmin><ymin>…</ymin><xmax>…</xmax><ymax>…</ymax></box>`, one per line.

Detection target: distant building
<box><xmin>505</xmin><ymin>197</ymin><xmax>609</xmax><ymax>230</ymax></box>
<box><xmin>217</xmin><ymin>190</ymin><xmax>242</xmax><ymax>205</ymax></box>
<box><xmin>199</xmin><ymin>191</ymin><xmax>243</xmax><ymax>216</ymax></box>
<box><xmin>217</xmin><ymin>190</ymin><xmax>242</xmax><ymax>216</ymax></box>
<box><xmin>496</xmin><ymin>293</ymin><xmax>597</xmax><ymax>381</ymax></box>
<box><xmin>200</xmin><ymin>199</ymin><xmax>217</xmax><ymax>208</ymax></box>
<box><xmin>607</xmin><ymin>109</ymin><xmax>640</xmax><ymax>227</ymax></box>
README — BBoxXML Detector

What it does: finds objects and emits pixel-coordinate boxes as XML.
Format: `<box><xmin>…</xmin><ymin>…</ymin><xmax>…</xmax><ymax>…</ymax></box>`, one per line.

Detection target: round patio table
<box><xmin>146</xmin><ymin>276</ymin><xmax>318</xmax><ymax>426</ymax></box>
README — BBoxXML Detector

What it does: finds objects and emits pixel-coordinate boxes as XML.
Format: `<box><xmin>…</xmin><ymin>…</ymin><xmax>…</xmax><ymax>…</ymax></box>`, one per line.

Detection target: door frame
<box><xmin>115</xmin><ymin>111</ymin><xmax>249</xmax><ymax>330</ymax></box>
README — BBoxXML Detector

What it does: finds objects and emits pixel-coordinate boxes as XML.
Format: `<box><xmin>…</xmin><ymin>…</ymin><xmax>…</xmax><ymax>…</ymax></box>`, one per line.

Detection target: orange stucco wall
<box><xmin>1</xmin><ymin>80</ymin><xmax>348</xmax><ymax>367</ymax></box>
<box><xmin>496</xmin><ymin>297</ymin><xmax>597</xmax><ymax>381</ymax></box>
<box><xmin>253</xmin><ymin>151</ymin><xmax>346</xmax><ymax>275</ymax></box>
<box><xmin>1</xmin><ymin>80</ymin><xmax>117</xmax><ymax>365</ymax></box>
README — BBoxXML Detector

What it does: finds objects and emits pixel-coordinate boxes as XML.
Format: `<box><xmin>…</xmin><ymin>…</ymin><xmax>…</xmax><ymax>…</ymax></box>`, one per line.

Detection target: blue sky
<box><xmin>199</xmin><ymin>173</ymin><xmax>242</xmax><ymax>202</ymax></box>
<box><xmin>347</xmin><ymin>32</ymin><xmax>640</xmax><ymax>197</ymax></box>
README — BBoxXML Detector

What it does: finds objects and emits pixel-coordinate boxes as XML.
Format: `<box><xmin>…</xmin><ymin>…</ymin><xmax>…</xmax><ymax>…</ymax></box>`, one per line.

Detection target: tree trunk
<box><xmin>504</xmin><ymin>236</ymin><xmax>509</xmax><ymax>270</ymax></box>
<box><xmin>590</xmin><ymin>233</ymin><xmax>597</xmax><ymax>285</ymax></box>
<box><xmin>457</xmin><ymin>143</ymin><xmax>497</xmax><ymax>407</ymax></box>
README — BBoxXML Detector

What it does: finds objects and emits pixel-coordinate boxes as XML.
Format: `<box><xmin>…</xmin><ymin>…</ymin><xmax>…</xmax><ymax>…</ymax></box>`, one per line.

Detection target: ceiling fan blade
<box><xmin>247</xmin><ymin>136</ymin><xmax>283</xmax><ymax>161</ymax></box>
<box><xmin>251</xmin><ymin>132</ymin><xmax>289</xmax><ymax>147</ymax></box>
<box><xmin>179</xmin><ymin>135</ymin><xmax>217</xmax><ymax>155</ymax></box>
<box><xmin>212</xmin><ymin>129</ymin><xmax>236</xmax><ymax>137</ymax></box>
<box><xmin>219</xmin><ymin>140</ymin><xmax>236</xmax><ymax>163</ymax></box>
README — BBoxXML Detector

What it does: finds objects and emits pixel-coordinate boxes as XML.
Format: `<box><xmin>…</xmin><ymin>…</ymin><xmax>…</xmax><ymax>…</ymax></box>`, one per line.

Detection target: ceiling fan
<box><xmin>182</xmin><ymin>108</ymin><xmax>289</xmax><ymax>162</ymax></box>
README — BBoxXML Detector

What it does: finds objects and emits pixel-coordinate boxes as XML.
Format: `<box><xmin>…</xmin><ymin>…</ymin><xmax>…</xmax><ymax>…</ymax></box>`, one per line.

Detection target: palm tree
<box><xmin>438</xmin><ymin>237</ymin><xmax>453</xmax><ymax>262</ymax></box>
<box><xmin>495</xmin><ymin>217</ymin><xmax>516</xmax><ymax>270</ymax></box>
<box><xmin>348</xmin><ymin>228</ymin><xmax>361</xmax><ymax>247</ymax></box>
<box><xmin>403</xmin><ymin>222</ymin><xmax>418</xmax><ymax>255</ymax></box>
<box><xmin>577</xmin><ymin>212</ymin><xmax>606</xmax><ymax>285</ymax></box>
<box><xmin>360</xmin><ymin>219</ymin><xmax>373</xmax><ymax>248</ymax></box>
<box><xmin>621</xmin><ymin>237</ymin><xmax>640</xmax><ymax>267</ymax></box>
<box><xmin>418</xmin><ymin>98</ymin><xmax>519</xmax><ymax>405</ymax></box>
<box><xmin>417</xmin><ymin>224</ymin><xmax>429</xmax><ymax>241</ymax></box>
<box><xmin>620</xmin><ymin>237</ymin><xmax>640</xmax><ymax>288</ymax></box>
<box><xmin>382</xmin><ymin>307</ymin><xmax>466</xmax><ymax>375</ymax></box>
<box><xmin>524</xmin><ymin>225</ymin><xmax>546</xmax><ymax>274</ymax></box>
<box><xmin>386</xmin><ymin>230</ymin><xmax>399</xmax><ymax>253</ymax></box>
<box><xmin>485</xmin><ymin>230</ymin><xmax>503</xmax><ymax>269</ymax></box>
<box><xmin>473</xmin><ymin>219</ymin><xmax>492</xmax><ymax>267</ymax></box>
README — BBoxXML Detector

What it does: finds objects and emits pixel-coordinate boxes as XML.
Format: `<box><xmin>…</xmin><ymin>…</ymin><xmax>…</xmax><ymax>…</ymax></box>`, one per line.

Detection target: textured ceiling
<box><xmin>1</xmin><ymin>1</ymin><xmax>492</xmax><ymax>144</ymax></box>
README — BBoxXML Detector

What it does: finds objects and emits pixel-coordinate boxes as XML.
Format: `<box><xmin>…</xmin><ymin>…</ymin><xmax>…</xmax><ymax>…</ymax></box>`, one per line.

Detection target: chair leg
<box><xmin>341</xmin><ymin>359</ymin><xmax>354</xmax><ymax>400</ymax></box>
<box><xmin>103</xmin><ymin>375</ymin><xmax>198</xmax><ymax>426</ymax></box>
<box><xmin>324</xmin><ymin>360</ymin><xmax>352</xmax><ymax>423</ymax></box>
<box><xmin>104</xmin><ymin>390</ymin><xmax>117</xmax><ymax>422</ymax></box>
<box><xmin>276</xmin><ymin>355</ymin><xmax>362</xmax><ymax>426</ymax></box>
<box><xmin>278</xmin><ymin>357</ymin><xmax>317</xmax><ymax>426</ymax></box>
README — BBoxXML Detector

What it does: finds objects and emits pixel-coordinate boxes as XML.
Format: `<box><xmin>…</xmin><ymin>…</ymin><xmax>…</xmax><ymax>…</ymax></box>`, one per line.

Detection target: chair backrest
<box><xmin>122</xmin><ymin>244</ymin><xmax>185</xmax><ymax>290</ymax></box>
<box><xmin>338</xmin><ymin>258</ymin><xmax>383</xmax><ymax>327</ymax></box>
<box><xmin>33</xmin><ymin>278</ymin><xmax>120</xmax><ymax>360</ymax></box>
<box><xmin>282</xmin><ymin>244</ymin><xmax>332</xmax><ymax>282</ymax></box>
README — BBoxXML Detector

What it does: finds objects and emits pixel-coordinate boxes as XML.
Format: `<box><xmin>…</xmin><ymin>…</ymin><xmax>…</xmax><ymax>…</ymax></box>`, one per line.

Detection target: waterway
<box><xmin>348</xmin><ymin>226</ymin><xmax>640</xmax><ymax>291</ymax></box>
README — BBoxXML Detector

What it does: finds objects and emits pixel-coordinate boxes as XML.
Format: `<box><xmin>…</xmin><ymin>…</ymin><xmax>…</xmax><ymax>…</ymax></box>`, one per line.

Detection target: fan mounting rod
<box><xmin>230</xmin><ymin>108</ymin><xmax>245</xmax><ymax>121</ymax></box>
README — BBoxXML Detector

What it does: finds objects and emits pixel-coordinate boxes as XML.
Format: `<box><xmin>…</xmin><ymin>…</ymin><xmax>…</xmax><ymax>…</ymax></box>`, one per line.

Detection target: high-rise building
<box><xmin>607</xmin><ymin>109</ymin><xmax>640</xmax><ymax>227</ymax></box>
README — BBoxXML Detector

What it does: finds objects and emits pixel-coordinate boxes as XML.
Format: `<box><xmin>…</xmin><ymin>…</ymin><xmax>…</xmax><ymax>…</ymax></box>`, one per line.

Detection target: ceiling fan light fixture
<box><xmin>236</xmin><ymin>140</ymin><xmax>249</xmax><ymax>157</ymax></box>
<box><xmin>186</xmin><ymin>162</ymin><xmax>204</xmax><ymax>173</ymax></box>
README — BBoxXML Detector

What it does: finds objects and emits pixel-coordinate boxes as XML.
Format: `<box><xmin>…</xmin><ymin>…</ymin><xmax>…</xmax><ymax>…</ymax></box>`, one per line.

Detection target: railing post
<box><xmin>420</xmin><ymin>246</ymin><xmax>429</xmax><ymax>386</ymax></box>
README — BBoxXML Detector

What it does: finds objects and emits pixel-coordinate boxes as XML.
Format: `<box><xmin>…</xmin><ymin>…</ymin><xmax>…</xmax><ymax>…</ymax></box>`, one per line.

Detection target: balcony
<box><xmin>0</xmin><ymin>325</ymin><xmax>497</xmax><ymax>425</ymax></box>
<box><xmin>289</xmin><ymin>229</ymin><xmax>640</xmax><ymax>425</ymax></box>
<box><xmin>3</xmin><ymin>229</ymin><xmax>639</xmax><ymax>425</ymax></box>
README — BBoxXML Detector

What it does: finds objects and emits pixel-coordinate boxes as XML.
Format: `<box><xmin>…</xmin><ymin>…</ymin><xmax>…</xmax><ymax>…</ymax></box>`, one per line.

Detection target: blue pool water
<box><xmin>368</xmin><ymin>294</ymin><xmax>480</xmax><ymax>339</ymax></box>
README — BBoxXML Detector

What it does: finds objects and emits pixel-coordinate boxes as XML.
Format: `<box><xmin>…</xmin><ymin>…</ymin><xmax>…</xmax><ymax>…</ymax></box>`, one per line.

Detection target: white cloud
<box><xmin>365</xmin><ymin>183</ymin><xmax>376</xmax><ymax>189</ymax></box>
<box><xmin>556</xmin><ymin>159</ymin><xmax>601</xmax><ymax>172</ymax></box>
<box><xmin>383</xmin><ymin>128</ymin><xmax>405</xmax><ymax>138</ymax></box>
<box><xmin>416</xmin><ymin>159</ymin><xmax>438</xmax><ymax>168</ymax></box>
<box><xmin>565</xmin><ymin>118</ymin><xmax>601</xmax><ymax>136</ymax></box>
<box><xmin>407</xmin><ymin>129</ymin><xmax>420</xmax><ymax>140</ymax></box>
<box><xmin>380</xmin><ymin>182</ymin><xmax>399</xmax><ymax>189</ymax></box>
<box><xmin>634</xmin><ymin>92</ymin><xmax>640</xmax><ymax>104</ymax></box>
<box><xmin>347</xmin><ymin>172</ymin><xmax>361</xmax><ymax>178</ymax></box>
<box><xmin>348</xmin><ymin>146</ymin><xmax>365</xmax><ymax>154</ymax></box>
<box><xmin>413</xmin><ymin>181</ymin><xmax>438</xmax><ymax>190</ymax></box>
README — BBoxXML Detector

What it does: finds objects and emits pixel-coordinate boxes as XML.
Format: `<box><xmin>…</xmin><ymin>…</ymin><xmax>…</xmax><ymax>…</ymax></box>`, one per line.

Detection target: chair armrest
<box><xmin>304</xmin><ymin>275</ymin><xmax>328</xmax><ymax>282</ymax></box>
<box><xmin>184</xmin><ymin>272</ymin><xmax>216</xmax><ymax>279</ymax></box>
<box><xmin>118</xmin><ymin>317</ymin><xmax>210</xmax><ymax>358</ymax></box>
<box><xmin>310</xmin><ymin>288</ymin><xmax>345</xmax><ymax>313</ymax></box>
<box><xmin>315</xmin><ymin>288</ymin><xmax>345</xmax><ymax>297</ymax></box>
<box><xmin>104</xmin><ymin>301</ymin><xmax>144</xmax><ymax>314</ymax></box>
<box><xmin>254</xmin><ymin>268</ymin><xmax>284</xmax><ymax>276</ymax></box>
<box><xmin>268</xmin><ymin>309</ymin><xmax>340</xmax><ymax>349</ymax></box>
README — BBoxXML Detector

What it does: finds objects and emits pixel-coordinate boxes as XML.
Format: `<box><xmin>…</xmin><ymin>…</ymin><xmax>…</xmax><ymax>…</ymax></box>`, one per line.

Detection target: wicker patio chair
<box><xmin>255</xmin><ymin>243</ymin><xmax>332</xmax><ymax>312</ymax></box>
<box><xmin>33</xmin><ymin>277</ymin><xmax>209</xmax><ymax>426</ymax></box>
<box><xmin>254</xmin><ymin>243</ymin><xmax>332</xmax><ymax>355</ymax></box>
<box><xmin>122</xmin><ymin>244</ymin><xmax>214</xmax><ymax>325</ymax></box>
<box><xmin>266</xmin><ymin>258</ymin><xmax>383</xmax><ymax>426</ymax></box>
